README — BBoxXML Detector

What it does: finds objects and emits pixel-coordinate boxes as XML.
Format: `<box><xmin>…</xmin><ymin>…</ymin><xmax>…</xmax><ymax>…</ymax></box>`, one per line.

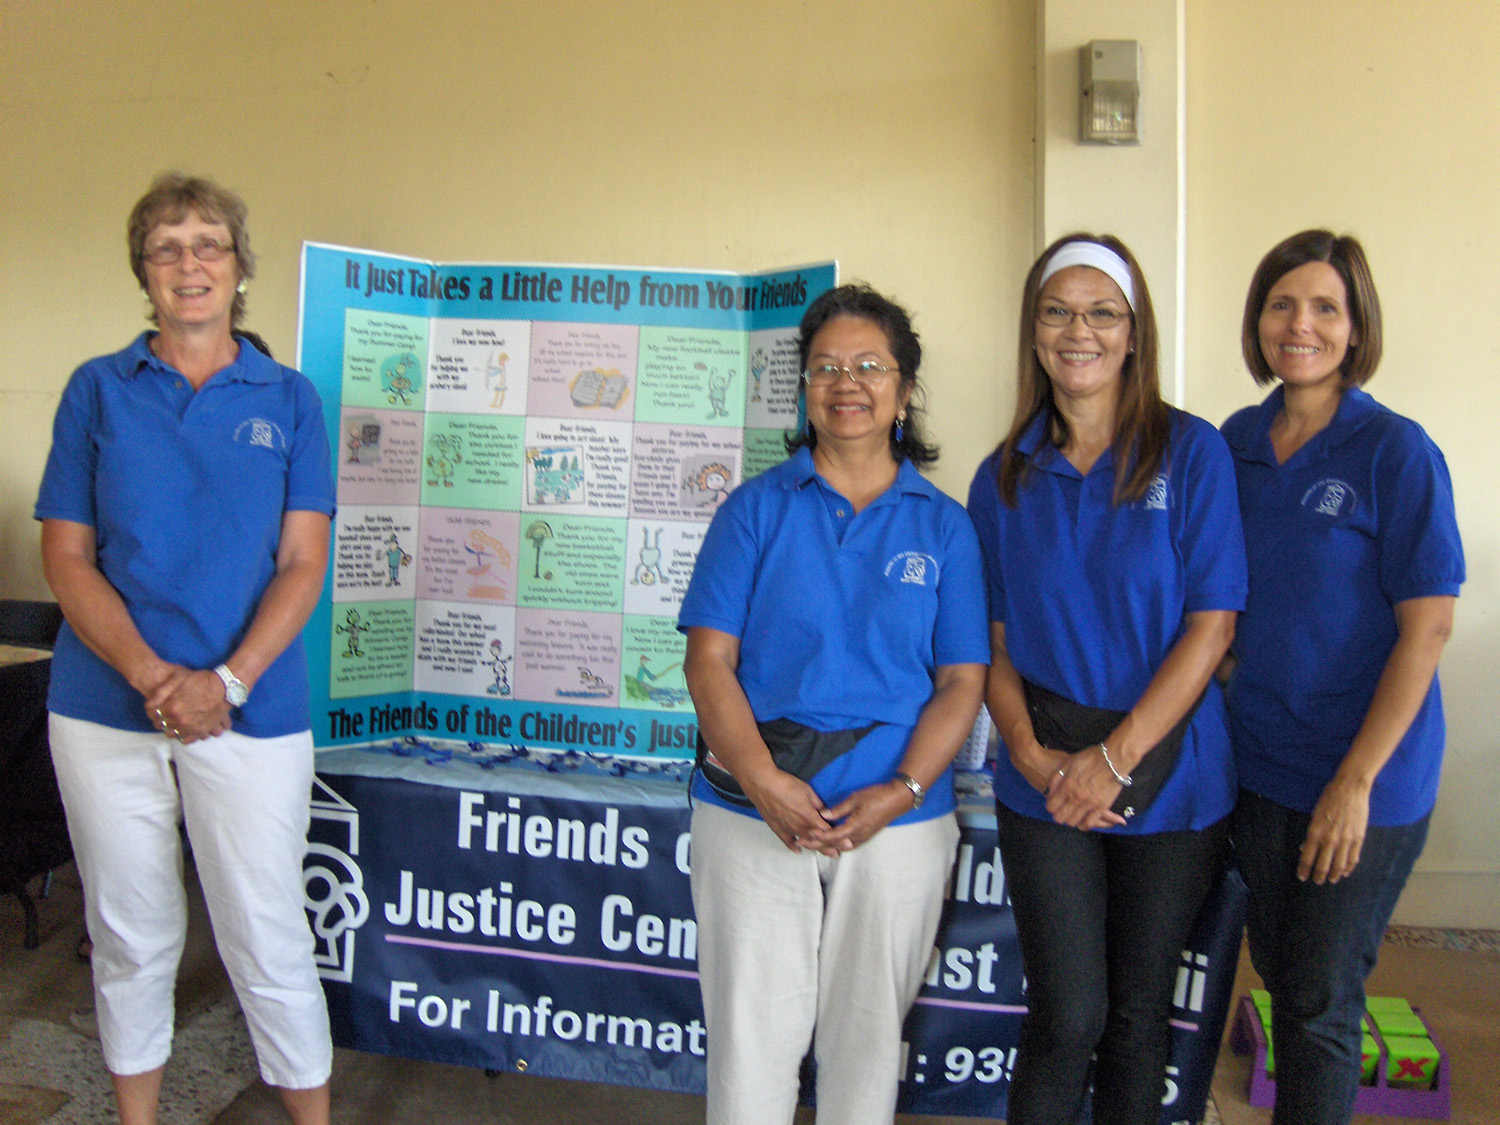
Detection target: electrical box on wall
<box><xmin>1080</xmin><ymin>39</ymin><xmax>1141</xmax><ymax>144</ymax></box>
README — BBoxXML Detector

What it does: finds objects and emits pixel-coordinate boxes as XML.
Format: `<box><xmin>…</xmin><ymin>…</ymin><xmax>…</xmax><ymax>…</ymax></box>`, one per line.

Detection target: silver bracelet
<box><xmin>1098</xmin><ymin>742</ymin><xmax>1132</xmax><ymax>787</ymax></box>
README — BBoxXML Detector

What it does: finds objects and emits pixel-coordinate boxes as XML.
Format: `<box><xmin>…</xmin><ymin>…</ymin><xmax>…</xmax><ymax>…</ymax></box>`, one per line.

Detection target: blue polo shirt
<box><xmin>1221</xmin><ymin>387</ymin><xmax>1463</xmax><ymax>826</ymax></box>
<box><xmin>35</xmin><ymin>333</ymin><xmax>335</xmax><ymax>738</ymax></box>
<box><xmin>967</xmin><ymin>410</ymin><xmax>1247</xmax><ymax>834</ymax></box>
<box><xmin>678</xmin><ymin>447</ymin><xmax>990</xmax><ymax>823</ymax></box>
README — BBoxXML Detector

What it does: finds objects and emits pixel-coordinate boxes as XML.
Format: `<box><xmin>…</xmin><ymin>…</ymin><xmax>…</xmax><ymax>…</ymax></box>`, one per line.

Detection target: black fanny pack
<box><xmin>1021</xmin><ymin>678</ymin><xmax>1204</xmax><ymax>821</ymax></box>
<box><xmin>696</xmin><ymin>718</ymin><xmax>877</xmax><ymax>809</ymax></box>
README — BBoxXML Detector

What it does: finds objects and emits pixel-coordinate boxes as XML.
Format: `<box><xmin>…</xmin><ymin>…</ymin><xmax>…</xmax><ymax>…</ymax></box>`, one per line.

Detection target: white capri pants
<box><xmin>49</xmin><ymin>714</ymin><xmax>332</xmax><ymax>1088</ymax></box>
<box><xmin>690</xmin><ymin>801</ymin><xmax>959</xmax><ymax>1125</ymax></box>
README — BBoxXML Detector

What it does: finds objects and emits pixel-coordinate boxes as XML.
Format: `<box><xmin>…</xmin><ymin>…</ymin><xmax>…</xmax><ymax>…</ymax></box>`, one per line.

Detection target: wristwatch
<box><xmin>214</xmin><ymin>664</ymin><xmax>250</xmax><ymax>707</ymax></box>
<box><xmin>893</xmin><ymin>771</ymin><xmax>925</xmax><ymax>809</ymax></box>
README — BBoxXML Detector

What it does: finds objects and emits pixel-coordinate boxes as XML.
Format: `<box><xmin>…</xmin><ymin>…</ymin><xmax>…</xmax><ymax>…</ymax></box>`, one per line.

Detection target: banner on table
<box><xmin>304</xmin><ymin>769</ymin><xmax>1244</xmax><ymax>1121</ymax></box>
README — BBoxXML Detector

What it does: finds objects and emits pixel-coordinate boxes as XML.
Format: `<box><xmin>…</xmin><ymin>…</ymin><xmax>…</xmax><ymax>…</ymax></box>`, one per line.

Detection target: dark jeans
<box><xmin>996</xmin><ymin>802</ymin><xmax>1230</xmax><ymax>1125</ymax></box>
<box><xmin>1233</xmin><ymin>788</ymin><xmax>1430</xmax><ymax>1125</ymax></box>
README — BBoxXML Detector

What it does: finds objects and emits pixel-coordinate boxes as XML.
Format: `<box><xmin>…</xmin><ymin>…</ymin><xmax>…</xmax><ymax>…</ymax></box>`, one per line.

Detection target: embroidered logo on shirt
<box><xmin>234</xmin><ymin>417</ymin><xmax>288</xmax><ymax>451</ymax></box>
<box><xmin>1144</xmin><ymin>472</ymin><xmax>1169</xmax><ymax>511</ymax></box>
<box><xmin>884</xmin><ymin>551</ymin><xmax>937</xmax><ymax>586</ymax></box>
<box><xmin>1301</xmin><ymin>478</ymin><xmax>1356</xmax><ymax>518</ymax></box>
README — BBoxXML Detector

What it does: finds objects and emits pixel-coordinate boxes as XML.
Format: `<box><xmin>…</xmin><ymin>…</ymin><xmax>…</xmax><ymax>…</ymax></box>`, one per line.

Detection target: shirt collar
<box><xmin>119</xmin><ymin>331</ymin><xmax>280</xmax><ymax>385</ymax></box>
<box><xmin>1015</xmin><ymin>411</ymin><xmax>1113</xmax><ymax>478</ymax></box>
<box><xmin>1227</xmin><ymin>384</ymin><xmax>1381</xmax><ymax>464</ymax></box>
<box><xmin>782</xmin><ymin>444</ymin><xmax>936</xmax><ymax>500</ymax></box>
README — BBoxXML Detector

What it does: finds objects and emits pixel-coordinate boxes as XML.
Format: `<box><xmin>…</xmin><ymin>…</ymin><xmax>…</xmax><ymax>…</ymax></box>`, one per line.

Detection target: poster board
<box><xmin>297</xmin><ymin>245</ymin><xmax>836</xmax><ymax>754</ymax></box>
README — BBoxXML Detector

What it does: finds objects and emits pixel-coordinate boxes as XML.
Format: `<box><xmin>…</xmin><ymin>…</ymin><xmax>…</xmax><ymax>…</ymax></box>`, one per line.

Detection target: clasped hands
<box><xmin>744</xmin><ymin>768</ymin><xmax>912</xmax><ymax>855</ymax></box>
<box><xmin>142</xmin><ymin>664</ymin><xmax>233</xmax><ymax>745</ymax></box>
<box><xmin>1021</xmin><ymin>741</ymin><xmax>1127</xmax><ymax>831</ymax></box>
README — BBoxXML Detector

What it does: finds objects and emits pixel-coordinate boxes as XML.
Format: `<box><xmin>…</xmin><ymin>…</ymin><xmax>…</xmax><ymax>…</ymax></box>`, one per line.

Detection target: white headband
<box><xmin>1037</xmin><ymin>241</ymin><xmax>1136</xmax><ymax>311</ymax></box>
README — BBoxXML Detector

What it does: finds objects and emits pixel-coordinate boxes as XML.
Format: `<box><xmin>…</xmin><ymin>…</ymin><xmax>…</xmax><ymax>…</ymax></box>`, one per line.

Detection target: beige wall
<box><xmin>0</xmin><ymin>0</ymin><xmax>1034</xmax><ymax>591</ymax></box>
<box><xmin>3</xmin><ymin>0</ymin><xmax>1496</xmax><ymax>924</ymax></box>
<box><xmin>1185</xmin><ymin>1</ymin><xmax>1500</xmax><ymax>924</ymax></box>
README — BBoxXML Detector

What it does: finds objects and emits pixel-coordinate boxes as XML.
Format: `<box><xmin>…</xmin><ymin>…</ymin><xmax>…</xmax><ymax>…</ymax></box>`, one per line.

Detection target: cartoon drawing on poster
<box><xmin>424</xmin><ymin>319</ymin><xmax>531</xmax><ymax>415</ymax></box>
<box><xmin>381</xmin><ymin>352</ymin><xmax>420</xmax><ymax>405</ymax></box>
<box><xmin>526</xmin><ymin>445</ymin><xmax>585</xmax><ymax>505</ymax></box>
<box><xmin>564</xmin><ymin>666</ymin><xmax>614</xmax><ymax>700</ymax></box>
<box><xmin>744</xmin><ymin>327</ymin><xmax>801</xmax><ymax>429</ymax></box>
<box><xmin>417</xmin><ymin>509</ymin><xmax>517</xmax><ymax>604</ymax></box>
<box><xmin>629</xmin><ymin>424</ymin><xmax>743</xmax><ymax>523</ymax></box>
<box><xmin>487</xmin><ymin>351</ymin><xmax>510</xmax><ymax>408</ymax></box>
<box><xmin>700</xmin><ymin>362</ymin><xmax>733</xmax><ymax>419</ymax></box>
<box><xmin>629</xmin><ymin>526</ymin><xmax>664</xmax><ymax>586</ymax></box>
<box><xmin>516</xmin><ymin>516</ymin><xmax>627</xmax><ymax>613</ymax></box>
<box><xmin>334</xmin><ymin>608</ymin><xmax>368</xmax><ymax>657</ymax></box>
<box><xmin>622</xmin><ymin>521</ymin><xmax>705</xmax><ymax>618</ymax></box>
<box><xmin>749</xmin><ymin>347</ymin><xmax>766</xmax><ymax>403</ymax></box>
<box><xmin>569</xmin><ymin>368</ymin><xmax>630</xmax><ymax>409</ymax></box>
<box><xmin>621</xmin><ymin>616</ymin><xmax>690</xmax><ymax>711</ymax></box>
<box><xmin>424</xmin><ymin>432</ymin><xmax>462</xmax><ymax>487</ymax></box>
<box><xmin>383</xmin><ymin>534</ymin><xmax>412</xmax><ymax>586</ymax></box>
<box><xmin>420</xmin><ymin>414</ymin><xmax>525</xmax><ymax>510</ymax></box>
<box><xmin>344</xmin><ymin>415</ymin><xmax>380</xmax><ymax>464</ymax></box>
<box><xmin>328</xmin><ymin>601</ymin><xmax>415</xmax><ymax>698</ymax></box>
<box><xmin>512</xmin><ymin>609</ymin><xmax>622</xmax><ymax>705</ymax></box>
<box><xmin>522</xmin><ymin>418</ymin><xmax>631</xmax><ymax>518</ymax></box>
<box><xmin>333</xmin><ymin>506</ymin><xmax>420</xmax><ymax>600</ymax></box>
<box><xmin>635</xmin><ymin>326</ymin><xmax>747</xmax><ymax>428</ymax></box>
<box><xmin>465</xmin><ymin>530</ymin><xmax>510</xmax><ymax>594</ymax></box>
<box><xmin>523</xmin><ymin>520</ymin><xmax>553</xmax><ymax>580</ymax></box>
<box><xmin>683</xmin><ymin>459</ymin><xmax>733</xmax><ymax>510</ymax></box>
<box><xmin>337</xmin><ymin>409</ymin><xmax>422</xmax><ymax>506</ymax></box>
<box><xmin>341</xmin><ymin>310</ymin><xmax>429</xmax><ymax>413</ymax></box>
<box><xmin>414</xmin><ymin>602</ymin><xmax>513</xmax><ymax>697</ymax></box>
<box><xmin>485</xmin><ymin>638</ymin><xmax>512</xmax><ymax>697</ymax></box>
<box><xmin>528</xmin><ymin>322</ymin><xmax>638</xmax><ymax>419</ymax></box>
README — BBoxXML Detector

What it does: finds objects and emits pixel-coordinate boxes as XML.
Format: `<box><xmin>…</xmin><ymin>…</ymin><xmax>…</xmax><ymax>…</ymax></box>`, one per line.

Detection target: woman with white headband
<box><xmin>967</xmin><ymin>234</ymin><xmax>1246</xmax><ymax>1124</ymax></box>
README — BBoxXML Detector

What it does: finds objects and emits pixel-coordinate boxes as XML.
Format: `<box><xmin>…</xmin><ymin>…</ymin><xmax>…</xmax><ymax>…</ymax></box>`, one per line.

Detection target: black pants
<box><xmin>997</xmin><ymin>802</ymin><xmax>1229</xmax><ymax>1125</ymax></box>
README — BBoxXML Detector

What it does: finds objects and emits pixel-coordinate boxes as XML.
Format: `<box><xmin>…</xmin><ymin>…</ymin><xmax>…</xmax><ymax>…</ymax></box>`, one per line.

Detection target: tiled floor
<box><xmin>2</xmin><ymin>862</ymin><xmax>1494</xmax><ymax>1123</ymax></box>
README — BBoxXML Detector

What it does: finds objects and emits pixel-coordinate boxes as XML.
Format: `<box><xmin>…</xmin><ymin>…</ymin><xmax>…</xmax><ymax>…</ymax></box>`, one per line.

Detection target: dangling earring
<box><xmin>805</xmin><ymin>416</ymin><xmax>814</xmax><ymax>440</ymax></box>
<box><xmin>894</xmin><ymin>411</ymin><xmax>906</xmax><ymax>444</ymax></box>
<box><xmin>236</xmin><ymin>279</ymin><xmax>248</xmax><ymax>294</ymax></box>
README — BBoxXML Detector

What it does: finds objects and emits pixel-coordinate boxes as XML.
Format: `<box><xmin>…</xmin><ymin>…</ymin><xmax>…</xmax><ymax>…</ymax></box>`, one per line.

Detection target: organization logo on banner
<box><xmin>304</xmin><ymin>777</ymin><xmax>371</xmax><ymax>982</ymax></box>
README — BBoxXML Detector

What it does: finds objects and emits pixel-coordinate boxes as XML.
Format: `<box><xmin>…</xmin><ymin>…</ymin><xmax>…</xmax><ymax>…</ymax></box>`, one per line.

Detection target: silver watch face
<box><xmin>217</xmin><ymin>665</ymin><xmax>249</xmax><ymax>707</ymax></box>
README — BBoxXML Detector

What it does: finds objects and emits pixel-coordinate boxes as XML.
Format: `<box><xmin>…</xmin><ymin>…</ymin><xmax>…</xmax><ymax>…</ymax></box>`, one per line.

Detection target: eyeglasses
<box><xmin>142</xmin><ymin>238</ymin><xmax>234</xmax><ymax>266</ymax></box>
<box><xmin>802</xmin><ymin>361</ymin><xmax>900</xmax><ymax>387</ymax></box>
<box><xmin>1035</xmin><ymin>304</ymin><xmax>1130</xmax><ymax>330</ymax></box>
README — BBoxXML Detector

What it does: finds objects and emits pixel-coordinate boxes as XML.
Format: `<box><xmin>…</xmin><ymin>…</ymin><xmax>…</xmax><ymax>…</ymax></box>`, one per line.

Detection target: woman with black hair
<box><xmin>680</xmin><ymin>284</ymin><xmax>988</xmax><ymax>1124</ymax></box>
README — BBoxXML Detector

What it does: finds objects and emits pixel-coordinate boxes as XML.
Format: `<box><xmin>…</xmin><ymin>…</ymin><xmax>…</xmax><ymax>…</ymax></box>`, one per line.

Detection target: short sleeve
<box><xmin>1176</xmin><ymin>418</ymin><xmax>1248</xmax><ymax>613</ymax></box>
<box><xmin>677</xmin><ymin>497</ymin><xmax>758</xmax><ymax>639</ymax></box>
<box><xmin>965</xmin><ymin>454</ymin><xmax>1006</xmax><ymax>623</ymax></box>
<box><xmin>1376</xmin><ymin>423</ymin><xmax>1464</xmax><ymax>603</ymax></box>
<box><xmin>932</xmin><ymin>504</ymin><xmax>991</xmax><ymax>667</ymax></box>
<box><xmin>34</xmin><ymin>365</ymin><xmax>100</xmax><ymax>527</ymax></box>
<box><xmin>284</xmin><ymin>372</ymin><xmax>336</xmax><ymax>516</ymax></box>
